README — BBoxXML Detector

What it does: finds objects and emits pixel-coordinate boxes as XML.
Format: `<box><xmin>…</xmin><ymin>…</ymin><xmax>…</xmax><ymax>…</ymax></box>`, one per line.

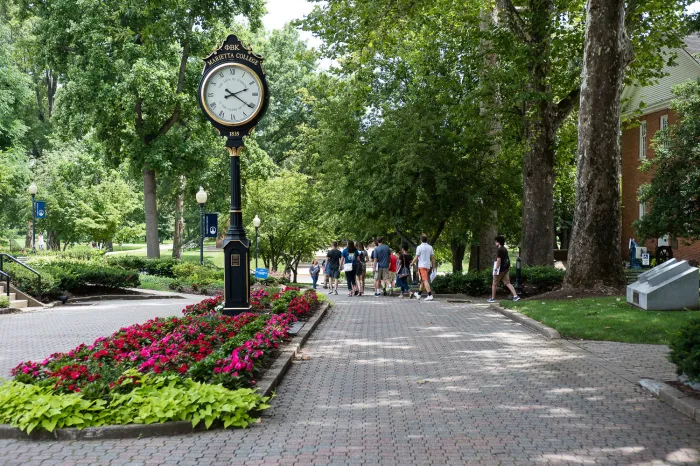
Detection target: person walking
<box><xmin>371</xmin><ymin>237</ymin><xmax>391</xmax><ymax>297</ymax></box>
<box><xmin>309</xmin><ymin>260</ymin><xmax>321</xmax><ymax>290</ymax></box>
<box><xmin>340</xmin><ymin>241</ymin><xmax>360</xmax><ymax>297</ymax></box>
<box><xmin>396</xmin><ymin>244</ymin><xmax>413</xmax><ymax>298</ymax></box>
<box><xmin>326</xmin><ymin>242</ymin><xmax>342</xmax><ymax>295</ymax></box>
<box><xmin>388</xmin><ymin>251</ymin><xmax>398</xmax><ymax>296</ymax></box>
<box><xmin>488</xmin><ymin>235</ymin><xmax>520</xmax><ymax>303</ymax></box>
<box><xmin>321</xmin><ymin>258</ymin><xmax>329</xmax><ymax>289</ymax></box>
<box><xmin>37</xmin><ymin>233</ymin><xmax>45</xmax><ymax>251</ymax></box>
<box><xmin>411</xmin><ymin>234</ymin><xmax>436</xmax><ymax>301</ymax></box>
<box><xmin>357</xmin><ymin>242</ymin><xmax>369</xmax><ymax>296</ymax></box>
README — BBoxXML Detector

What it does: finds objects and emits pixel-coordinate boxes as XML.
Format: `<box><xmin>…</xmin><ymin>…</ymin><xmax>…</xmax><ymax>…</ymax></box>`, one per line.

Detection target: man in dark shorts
<box><xmin>371</xmin><ymin>237</ymin><xmax>391</xmax><ymax>296</ymax></box>
<box><xmin>326</xmin><ymin>241</ymin><xmax>342</xmax><ymax>295</ymax></box>
<box><xmin>488</xmin><ymin>235</ymin><xmax>520</xmax><ymax>303</ymax></box>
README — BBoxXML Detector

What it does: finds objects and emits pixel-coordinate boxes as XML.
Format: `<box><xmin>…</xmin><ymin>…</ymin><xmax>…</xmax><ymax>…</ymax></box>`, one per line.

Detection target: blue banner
<box><xmin>254</xmin><ymin>268</ymin><xmax>269</xmax><ymax>279</ymax></box>
<box><xmin>204</xmin><ymin>213</ymin><xmax>218</xmax><ymax>238</ymax></box>
<box><xmin>35</xmin><ymin>201</ymin><xmax>46</xmax><ymax>219</ymax></box>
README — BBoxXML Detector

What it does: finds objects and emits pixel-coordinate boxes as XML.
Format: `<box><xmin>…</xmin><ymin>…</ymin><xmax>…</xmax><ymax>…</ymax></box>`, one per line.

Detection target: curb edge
<box><xmin>639</xmin><ymin>378</ymin><xmax>700</xmax><ymax>423</ymax></box>
<box><xmin>489</xmin><ymin>304</ymin><xmax>561</xmax><ymax>339</ymax></box>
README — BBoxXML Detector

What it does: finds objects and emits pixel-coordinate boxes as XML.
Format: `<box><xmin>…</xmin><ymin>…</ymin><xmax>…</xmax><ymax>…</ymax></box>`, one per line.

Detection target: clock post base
<box><xmin>223</xmin><ymin>238</ymin><xmax>250</xmax><ymax>315</ymax></box>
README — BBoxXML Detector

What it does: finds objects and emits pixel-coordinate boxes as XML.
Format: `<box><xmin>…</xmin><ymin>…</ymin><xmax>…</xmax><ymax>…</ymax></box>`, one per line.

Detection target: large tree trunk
<box><xmin>171</xmin><ymin>176</ymin><xmax>185</xmax><ymax>260</ymax></box>
<box><xmin>143</xmin><ymin>167</ymin><xmax>160</xmax><ymax>258</ymax></box>
<box><xmin>469</xmin><ymin>212</ymin><xmax>499</xmax><ymax>272</ymax></box>
<box><xmin>450</xmin><ymin>238</ymin><xmax>466</xmax><ymax>273</ymax></box>
<box><xmin>564</xmin><ymin>0</ymin><xmax>630</xmax><ymax>289</ymax></box>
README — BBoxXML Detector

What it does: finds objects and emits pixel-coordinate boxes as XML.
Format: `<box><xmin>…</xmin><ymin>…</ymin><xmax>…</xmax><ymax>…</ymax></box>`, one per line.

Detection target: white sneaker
<box><xmin>424</xmin><ymin>295</ymin><xmax>434</xmax><ymax>301</ymax></box>
<box><xmin>413</xmin><ymin>292</ymin><xmax>421</xmax><ymax>300</ymax></box>
<box><xmin>487</xmin><ymin>298</ymin><xmax>496</xmax><ymax>303</ymax></box>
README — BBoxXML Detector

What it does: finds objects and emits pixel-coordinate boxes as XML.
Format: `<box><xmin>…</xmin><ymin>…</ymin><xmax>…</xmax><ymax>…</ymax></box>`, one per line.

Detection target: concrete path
<box><xmin>0</xmin><ymin>296</ymin><xmax>202</xmax><ymax>378</ymax></box>
<box><xmin>1</xmin><ymin>294</ymin><xmax>699</xmax><ymax>465</ymax></box>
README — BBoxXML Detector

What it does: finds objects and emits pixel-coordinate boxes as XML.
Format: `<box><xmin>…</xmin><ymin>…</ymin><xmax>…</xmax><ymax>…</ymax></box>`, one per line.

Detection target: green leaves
<box><xmin>0</xmin><ymin>371</ymin><xmax>270</xmax><ymax>433</ymax></box>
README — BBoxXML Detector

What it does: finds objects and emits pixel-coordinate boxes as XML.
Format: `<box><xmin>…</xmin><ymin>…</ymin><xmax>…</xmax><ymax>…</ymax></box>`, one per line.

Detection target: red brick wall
<box><xmin>620</xmin><ymin>109</ymin><xmax>700</xmax><ymax>263</ymax></box>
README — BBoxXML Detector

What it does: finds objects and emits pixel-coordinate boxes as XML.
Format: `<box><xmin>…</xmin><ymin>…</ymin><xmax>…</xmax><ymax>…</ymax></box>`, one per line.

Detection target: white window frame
<box><xmin>639</xmin><ymin>121</ymin><xmax>647</xmax><ymax>160</ymax></box>
<box><xmin>639</xmin><ymin>201</ymin><xmax>646</xmax><ymax>219</ymax></box>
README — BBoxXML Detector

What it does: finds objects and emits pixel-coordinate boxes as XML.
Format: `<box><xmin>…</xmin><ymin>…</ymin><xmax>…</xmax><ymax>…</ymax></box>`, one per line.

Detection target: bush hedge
<box><xmin>2</xmin><ymin>263</ymin><xmax>61</xmax><ymax>300</ymax></box>
<box><xmin>0</xmin><ymin>296</ymin><xmax>9</xmax><ymax>308</ymax></box>
<box><xmin>431</xmin><ymin>266</ymin><xmax>565</xmax><ymax>295</ymax></box>
<box><xmin>41</xmin><ymin>263</ymin><xmax>140</xmax><ymax>292</ymax></box>
<box><xmin>106</xmin><ymin>257</ymin><xmax>179</xmax><ymax>278</ymax></box>
<box><xmin>669</xmin><ymin>320</ymin><xmax>700</xmax><ymax>383</ymax></box>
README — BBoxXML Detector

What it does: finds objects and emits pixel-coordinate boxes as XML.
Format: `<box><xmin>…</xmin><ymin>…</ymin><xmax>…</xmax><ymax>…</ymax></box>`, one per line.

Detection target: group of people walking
<box><xmin>309</xmin><ymin>234</ymin><xmax>521</xmax><ymax>302</ymax></box>
<box><xmin>309</xmin><ymin>235</ymin><xmax>438</xmax><ymax>301</ymax></box>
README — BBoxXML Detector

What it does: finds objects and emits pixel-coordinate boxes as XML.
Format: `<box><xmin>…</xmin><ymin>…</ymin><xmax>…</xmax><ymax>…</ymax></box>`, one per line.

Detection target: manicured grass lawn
<box><xmin>502</xmin><ymin>296</ymin><xmax>700</xmax><ymax>345</ymax></box>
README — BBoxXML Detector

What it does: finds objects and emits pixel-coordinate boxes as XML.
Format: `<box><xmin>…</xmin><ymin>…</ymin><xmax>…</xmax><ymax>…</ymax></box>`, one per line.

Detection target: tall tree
<box><xmin>28</xmin><ymin>0</ymin><xmax>265</xmax><ymax>257</ymax></box>
<box><xmin>565</xmin><ymin>0</ymin><xmax>632</xmax><ymax>289</ymax></box>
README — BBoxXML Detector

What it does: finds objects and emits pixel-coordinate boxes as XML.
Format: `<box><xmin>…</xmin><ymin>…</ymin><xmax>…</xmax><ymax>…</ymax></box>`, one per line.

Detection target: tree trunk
<box><xmin>171</xmin><ymin>176</ymin><xmax>185</xmax><ymax>260</ymax></box>
<box><xmin>25</xmin><ymin>220</ymin><xmax>32</xmax><ymax>249</ymax></box>
<box><xmin>143</xmin><ymin>167</ymin><xmax>160</xmax><ymax>258</ymax></box>
<box><xmin>564</xmin><ymin>0</ymin><xmax>630</xmax><ymax>289</ymax></box>
<box><xmin>469</xmin><ymin>213</ymin><xmax>499</xmax><ymax>272</ymax></box>
<box><xmin>106</xmin><ymin>241</ymin><xmax>113</xmax><ymax>252</ymax></box>
<box><xmin>450</xmin><ymin>239</ymin><xmax>466</xmax><ymax>273</ymax></box>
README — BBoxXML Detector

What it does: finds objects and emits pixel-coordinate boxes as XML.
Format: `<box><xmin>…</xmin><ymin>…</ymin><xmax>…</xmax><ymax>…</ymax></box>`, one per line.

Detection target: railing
<box><xmin>0</xmin><ymin>253</ymin><xmax>41</xmax><ymax>300</ymax></box>
<box><xmin>0</xmin><ymin>270</ymin><xmax>9</xmax><ymax>297</ymax></box>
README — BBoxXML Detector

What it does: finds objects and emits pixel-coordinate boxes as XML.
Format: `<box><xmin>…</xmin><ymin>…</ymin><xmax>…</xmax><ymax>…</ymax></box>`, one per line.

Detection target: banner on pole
<box><xmin>204</xmin><ymin>213</ymin><xmax>218</xmax><ymax>238</ymax></box>
<box><xmin>254</xmin><ymin>268</ymin><xmax>269</xmax><ymax>279</ymax></box>
<box><xmin>35</xmin><ymin>201</ymin><xmax>46</xmax><ymax>219</ymax></box>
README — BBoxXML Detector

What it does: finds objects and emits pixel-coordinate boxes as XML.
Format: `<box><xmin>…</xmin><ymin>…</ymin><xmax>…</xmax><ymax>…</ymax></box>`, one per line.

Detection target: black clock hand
<box><xmin>224</xmin><ymin>88</ymin><xmax>247</xmax><ymax>98</ymax></box>
<box><xmin>230</xmin><ymin>93</ymin><xmax>255</xmax><ymax>109</ymax></box>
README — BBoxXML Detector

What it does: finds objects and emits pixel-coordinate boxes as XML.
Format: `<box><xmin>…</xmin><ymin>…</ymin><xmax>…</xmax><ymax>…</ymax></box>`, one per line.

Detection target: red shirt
<box><xmin>389</xmin><ymin>253</ymin><xmax>398</xmax><ymax>272</ymax></box>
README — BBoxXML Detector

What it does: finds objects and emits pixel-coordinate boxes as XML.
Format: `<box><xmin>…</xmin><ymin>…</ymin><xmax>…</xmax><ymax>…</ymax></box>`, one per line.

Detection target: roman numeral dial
<box><xmin>201</xmin><ymin>63</ymin><xmax>264</xmax><ymax>126</ymax></box>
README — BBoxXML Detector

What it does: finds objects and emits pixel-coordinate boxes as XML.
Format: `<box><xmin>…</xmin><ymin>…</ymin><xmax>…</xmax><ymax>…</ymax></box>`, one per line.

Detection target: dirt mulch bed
<box><xmin>66</xmin><ymin>286</ymin><xmax>151</xmax><ymax>299</ymax></box>
<box><xmin>525</xmin><ymin>285</ymin><xmax>625</xmax><ymax>301</ymax></box>
<box><xmin>667</xmin><ymin>380</ymin><xmax>700</xmax><ymax>401</ymax></box>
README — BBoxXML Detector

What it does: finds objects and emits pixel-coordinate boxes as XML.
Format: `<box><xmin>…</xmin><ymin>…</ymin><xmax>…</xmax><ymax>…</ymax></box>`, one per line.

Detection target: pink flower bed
<box><xmin>12</xmin><ymin>289</ymin><xmax>320</xmax><ymax>397</ymax></box>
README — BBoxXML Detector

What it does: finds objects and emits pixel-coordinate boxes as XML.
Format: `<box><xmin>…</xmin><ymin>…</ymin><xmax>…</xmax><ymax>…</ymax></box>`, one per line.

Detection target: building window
<box><xmin>639</xmin><ymin>201</ymin><xmax>646</xmax><ymax>219</ymax></box>
<box><xmin>660</xmin><ymin>114</ymin><xmax>669</xmax><ymax>148</ymax></box>
<box><xmin>639</xmin><ymin>121</ymin><xmax>647</xmax><ymax>160</ymax></box>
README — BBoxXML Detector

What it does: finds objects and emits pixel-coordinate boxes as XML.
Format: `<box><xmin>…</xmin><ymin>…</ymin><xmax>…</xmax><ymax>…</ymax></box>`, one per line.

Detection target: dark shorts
<box><xmin>328</xmin><ymin>267</ymin><xmax>340</xmax><ymax>279</ymax></box>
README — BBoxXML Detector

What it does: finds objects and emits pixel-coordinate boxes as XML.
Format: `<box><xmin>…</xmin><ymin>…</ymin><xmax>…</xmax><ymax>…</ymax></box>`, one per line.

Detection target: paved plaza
<box><xmin>0</xmin><ymin>294</ymin><xmax>699</xmax><ymax>465</ymax></box>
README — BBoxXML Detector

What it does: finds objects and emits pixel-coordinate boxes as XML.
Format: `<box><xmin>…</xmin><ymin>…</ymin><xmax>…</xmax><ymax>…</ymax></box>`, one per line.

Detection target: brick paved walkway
<box><xmin>570</xmin><ymin>341</ymin><xmax>678</xmax><ymax>382</ymax></box>
<box><xmin>1</xmin><ymin>295</ymin><xmax>699</xmax><ymax>465</ymax></box>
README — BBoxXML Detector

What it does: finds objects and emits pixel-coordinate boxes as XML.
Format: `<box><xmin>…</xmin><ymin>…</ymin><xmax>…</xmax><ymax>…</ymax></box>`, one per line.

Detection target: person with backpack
<box><xmin>488</xmin><ymin>235</ymin><xmax>520</xmax><ymax>303</ymax></box>
<box><xmin>396</xmin><ymin>244</ymin><xmax>413</xmax><ymax>298</ymax></box>
<box><xmin>357</xmin><ymin>242</ymin><xmax>369</xmax><ymax>296</ymax></box>
<box><xmin>340</xmin><ymin>241</ymin><xmax>360</xmax><ymax>297</ymax></box>
<box><xmin>371</xmin><ymin>237</ymin><xmax>391</xmax><ymax>297</ymax></box>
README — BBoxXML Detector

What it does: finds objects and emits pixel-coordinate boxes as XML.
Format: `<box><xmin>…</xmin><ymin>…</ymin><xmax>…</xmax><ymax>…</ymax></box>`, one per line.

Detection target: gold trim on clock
<box><xmin>201</xmin><ymin>62</ymin><xmax>264</xmax><ymax>127</ymax></box>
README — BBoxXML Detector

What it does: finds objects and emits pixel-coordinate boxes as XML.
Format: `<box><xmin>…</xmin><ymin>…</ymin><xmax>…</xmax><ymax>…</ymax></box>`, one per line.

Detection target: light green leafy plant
<box><xmin>0</xmin><ymin>370</ymin><xmax>270</xmax><ymax>433</ymax></box>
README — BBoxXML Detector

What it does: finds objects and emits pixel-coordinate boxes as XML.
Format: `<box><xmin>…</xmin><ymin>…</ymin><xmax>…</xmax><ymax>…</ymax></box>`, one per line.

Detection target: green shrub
<box><xmin>520</xmin><ymin>266</ymin><xmax>566</xmax><ymax>292</ymax></box>
<box><xmin>431</xmin><ymin>266</ymin><xmax>565</xmax><ymax>295</ymax></box>
<box><xmin>669</xmin><ymin>320</ymin><xmax>700</xmax><ymax>383</ymax></box>
<box><xmin>41</xmin><ymin>263</ymin><xmax>140</xmax><ymax>291</ymax></box>
<box><xmin>2</xmin><ymin>263</ymin><xmax>61</xmax><ymax>300</ymax></box>
<box><xmin>173</xmin><ymin>263</ymin><xmax>224</xmax><ymax>281</ymax></box>
<box><xmin>0</xmin><ymin>370</ymin><xmax>270</xmax><ymax>433</ymax></box>
<box><xmin>137</xmin><ymin>275</ymin><xmax>176</xmax><ymax>292</ymax></box>
<box><xmin>107</xmin><ymin>257</ymin><xmax>178</xmax><ymax>278</ymax></box>
<box><xmin>105</xmin><ymin>256</ymin><xmax>146</xmax><ymax>271</ymax></box>
<box><xmin>36</xmin><ymin>249</ymin><xmax>105</xmax><ymax>261</ymax></box>
<box><xmin>0</xmin><ymin>296</ymin><xmax>9</xmax><ymax>308</ymax></box>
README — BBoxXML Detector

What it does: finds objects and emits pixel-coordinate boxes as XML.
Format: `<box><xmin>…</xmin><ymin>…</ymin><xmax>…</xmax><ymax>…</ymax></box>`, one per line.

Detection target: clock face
<box><xmin>201</xmin><ymin>63</ymin><xmax>264</xmax><ymax>126</ymax></box>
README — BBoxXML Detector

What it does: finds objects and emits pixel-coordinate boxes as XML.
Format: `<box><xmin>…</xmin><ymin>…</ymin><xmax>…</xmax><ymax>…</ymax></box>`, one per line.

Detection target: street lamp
<box><xmin>27</xmin><ymin>182</ymin><xmax>38</xmax><ymax>252</ymax></box>
<box><xmin>253</xmin><ymin>215</ymin><xmax>261</xmax><ymax>269</ymax></box>
<box><xmin>196</xmin><ymin>187</ymin><xmax>208</xmax><ymax>266</ymax></box>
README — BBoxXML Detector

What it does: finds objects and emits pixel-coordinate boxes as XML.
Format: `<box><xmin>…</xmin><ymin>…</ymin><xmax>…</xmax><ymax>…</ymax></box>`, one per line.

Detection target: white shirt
<box><xmin>415</xmin><ymin>243</ymin><xmax>434</xmax><ymax>269</ymax></box>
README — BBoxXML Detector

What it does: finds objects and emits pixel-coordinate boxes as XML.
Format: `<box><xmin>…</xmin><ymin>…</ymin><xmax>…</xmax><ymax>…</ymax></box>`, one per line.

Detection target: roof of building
<box><xmin>683</xmin><ymin>35</ymin><xmax>700</xmax><ymax>56</ymax></box>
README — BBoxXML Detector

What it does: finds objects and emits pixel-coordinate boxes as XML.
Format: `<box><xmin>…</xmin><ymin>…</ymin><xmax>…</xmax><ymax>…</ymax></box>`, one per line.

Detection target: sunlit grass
<box><xmin>503</xmin><ymin>296</ymin><xmax>700</xmax><ymax>345</ymax></box>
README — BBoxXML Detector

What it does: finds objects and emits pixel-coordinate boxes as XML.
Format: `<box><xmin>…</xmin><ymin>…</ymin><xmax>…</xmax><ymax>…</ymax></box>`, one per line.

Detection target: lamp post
<box><xmin>27</xmin><ymin>182</ymin><xmax>38</xmax><ymax>252</ymax></box>
<box><xmin>253</xmin><ymin>215</ymin><xmax>261</xmax><ymax>270</ymax></box>
<box><xmin>196</xmin><ymin>187</ymin><xmax>208</xmax><ymax>266</ymax></box>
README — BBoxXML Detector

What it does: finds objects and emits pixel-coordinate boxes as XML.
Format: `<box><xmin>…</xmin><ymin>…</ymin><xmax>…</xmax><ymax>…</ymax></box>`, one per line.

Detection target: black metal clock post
<box><xmin>197</xmin><ymin>35</ymin><xmax>269</xmax><ymax>316</ymax></box>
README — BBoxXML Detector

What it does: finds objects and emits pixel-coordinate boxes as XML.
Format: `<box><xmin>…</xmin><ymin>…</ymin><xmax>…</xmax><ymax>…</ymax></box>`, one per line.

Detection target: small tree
<box><xmin>636</xmin><ymin>80</ymin><xmax>700</xmax><ymax>242</ymax></box>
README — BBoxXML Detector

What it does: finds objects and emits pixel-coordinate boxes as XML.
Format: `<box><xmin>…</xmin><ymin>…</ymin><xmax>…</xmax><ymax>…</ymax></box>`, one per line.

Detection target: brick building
<box><xmin>620</xmin><ymin>36</ymin><xmax>700</xmax><ymax>263</ymax></box>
